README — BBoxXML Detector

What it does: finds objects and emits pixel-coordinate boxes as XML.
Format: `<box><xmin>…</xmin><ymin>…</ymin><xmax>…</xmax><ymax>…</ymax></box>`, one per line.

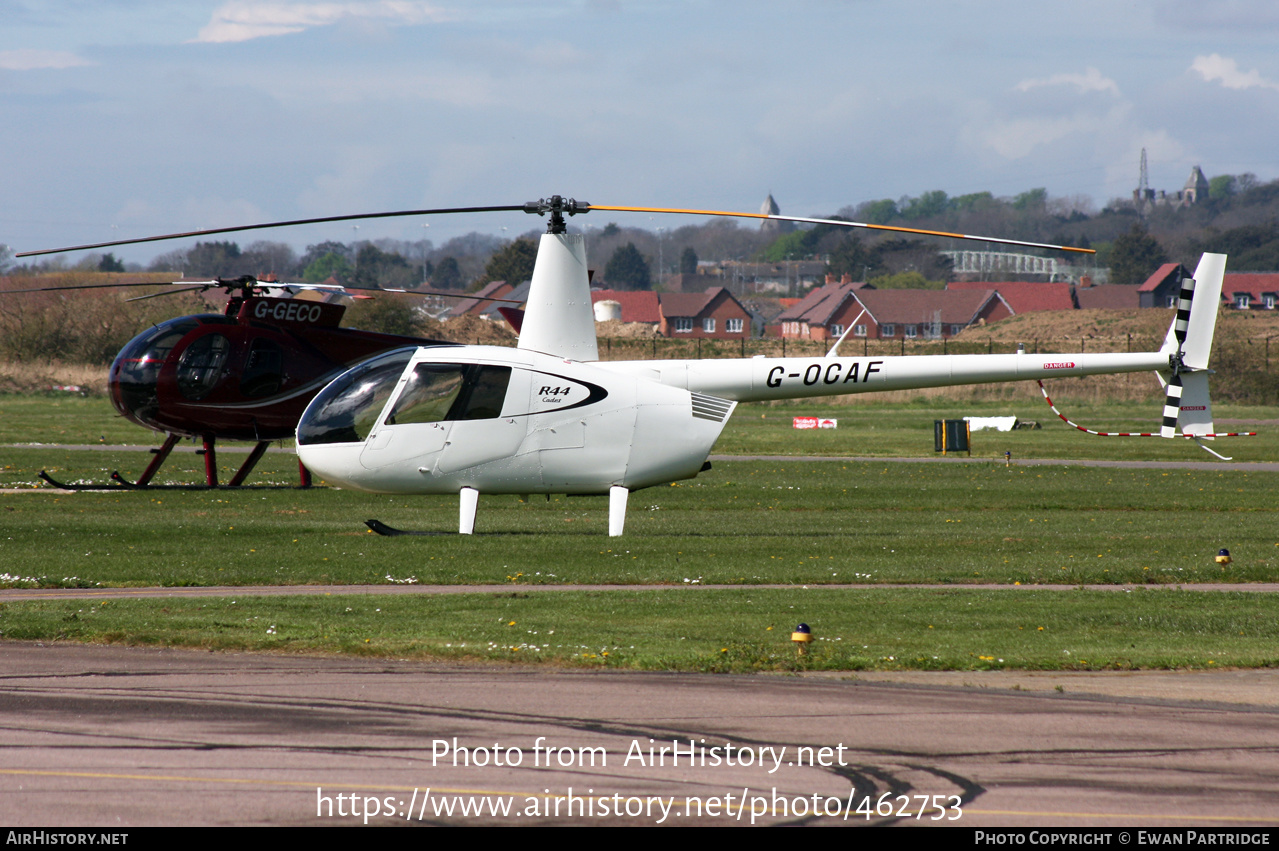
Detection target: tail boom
<box><xmin>603</xmin><ymin>350</ymin><xmax>1168</xmax><ymax>403</ymax></box>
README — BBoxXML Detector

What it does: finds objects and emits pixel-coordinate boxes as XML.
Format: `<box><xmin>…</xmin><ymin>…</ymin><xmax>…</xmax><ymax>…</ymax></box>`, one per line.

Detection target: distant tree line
<box><xmin>3</xmin><ymin>233</ymin><xmax>505</xmax><ymax>291</ymax></box>
<box><xmin>7</xmin><ymin>172</ymin><xmax>1279</xmax><ymax>293</ymax></box>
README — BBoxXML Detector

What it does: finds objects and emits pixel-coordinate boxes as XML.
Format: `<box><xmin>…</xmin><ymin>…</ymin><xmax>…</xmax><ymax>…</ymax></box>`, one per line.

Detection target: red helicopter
<box><xmin>104</xmin><ymin>277</ymin><xmax>449</xmax><ymax>488</ymax></box>
<box><xmin>11</xmin><ymin>274</ymin><xmax>517</xmax><ymax>490</ymax></box>
<box><xmin>13</xmin><ymin>204</ymin><xmax>537</xmax><ymax>490</ymax></box>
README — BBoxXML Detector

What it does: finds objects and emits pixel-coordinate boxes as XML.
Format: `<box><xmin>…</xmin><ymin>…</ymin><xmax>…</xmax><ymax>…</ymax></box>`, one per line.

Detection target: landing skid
<box><xmin>38</xmin><ymin>470</ymin><xmax>310</xmax><ymax>491</ymax></box>
<box><xmin>109</xmin><ymin>470</ymin><xmax>148</xmax><ymax>488</ymax></box>
<box><xmin>39</xmin><ymin>434</ymin><xmax>317</xmax><ymax>491</ymax></box>
<box><xmin>39</xmin><ymin>470</ymin><xmax>130</xmax><ymax>491</ymax></box>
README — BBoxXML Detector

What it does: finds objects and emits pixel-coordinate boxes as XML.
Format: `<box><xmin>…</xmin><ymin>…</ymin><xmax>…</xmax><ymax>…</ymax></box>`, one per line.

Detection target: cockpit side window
<box><xmin>385</xmin><ymin>364</ymin><xmax>512</xmax><ymax>425</ymax></box>
<box><xmin>452</xmin><ymin>365</ymin><xmax>512</xmax><ymax>420</ymax></box>
<box><xmin>176</xmin><ymin>333</ymin><xmax>231</xmax><ymax>400</ymax></box>
<box><xmin>385</xmin><ymin>365</ymin><xmax>465</xmax><ymax>425</ymax></box>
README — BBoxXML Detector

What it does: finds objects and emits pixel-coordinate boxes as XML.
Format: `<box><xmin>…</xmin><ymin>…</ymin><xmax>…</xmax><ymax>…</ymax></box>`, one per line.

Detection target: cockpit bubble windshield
<box><xmin>297</xmin><ymin>348</ymin><xmax>415</xmax><ymax>445</ymax></box>
<box><xmin>111</xmin><ymin>316</ymin><xmax>212</xmax><ymax>421</ymax></box>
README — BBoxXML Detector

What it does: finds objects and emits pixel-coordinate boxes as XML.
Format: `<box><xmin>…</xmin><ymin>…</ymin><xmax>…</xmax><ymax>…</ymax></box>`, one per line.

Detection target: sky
<box><xmin>4</xmin><ymin>0</ymin><xmax>1279</xmax><ymax>264</ymax></box>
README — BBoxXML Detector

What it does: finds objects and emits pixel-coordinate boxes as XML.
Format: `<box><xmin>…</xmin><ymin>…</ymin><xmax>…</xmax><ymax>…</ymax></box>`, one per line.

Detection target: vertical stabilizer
<box><xmin>1176</xmin><ymin>371</ymin><xmax>1215</xmax><ymax>437</ymax></box>
<box><xmin>1161</xmin><ymin>253</ymin><xmax>1226</xmax><ymax>370</ymax></box>
<box><xmin>517</xmin><ymin>233</ymin><xmax>599</xmax><ymax>361</ymax></box>
<box><xmin>1157</xmin><ymin>253</ymin><xmax>1227</xmax><ymax>445</ymax></box>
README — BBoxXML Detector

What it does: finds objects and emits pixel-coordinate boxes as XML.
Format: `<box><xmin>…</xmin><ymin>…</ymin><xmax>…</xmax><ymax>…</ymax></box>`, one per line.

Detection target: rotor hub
<box><xmin>523</xmin><ymin>195</ymin><xmax>590</xmax><ymax>234</ymax></box>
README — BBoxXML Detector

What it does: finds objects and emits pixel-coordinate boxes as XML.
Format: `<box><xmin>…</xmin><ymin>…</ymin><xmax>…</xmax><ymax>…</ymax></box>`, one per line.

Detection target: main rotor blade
<box><xmin>0</xmin><ymin>280</ymin><xmax>194</xmax><ymax>295</ymax></box>
<box><xmin>2</xmin><ymin>278</ymin><xmax>524</xmax><ymax>305</ymax></box>
<box><xmin>18</xmin><ymin>195</ymin><xmax>1095</xmax><ymax>259</ymax></box>
<box><xmin>260</xmin><ymin>281</ymin><xmax>527</xmax><ymax>305</ymax></box>
<box><xmin>125</xmin><ymin>285</ymin><xmax>212</xmax><ymax>302</ymax></box>
<box><xmin>586</xmin><ymin>204</ymin><xmax>1096</xmax><ymax>254</ymax></box>
<box><xmin>16</xmin><ymin>205</ymin><xmax>527</xmax><ymax>258</ymax></box>
<box><xmin>326</xmin><ymin>284</ymin><xmax>527</xmax><ymax>304</ymax></box>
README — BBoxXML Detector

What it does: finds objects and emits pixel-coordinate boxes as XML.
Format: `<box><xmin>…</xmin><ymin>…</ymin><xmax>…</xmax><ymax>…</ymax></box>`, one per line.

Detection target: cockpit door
<box><xmin>358</xmin><ymin>363</ymin><xmax>530</xmax><ymax>475</ymax></box>
<box><xmin>435</xmin><ymin>367</ymin><xmax>530</xmax><ymax>474</ymax></box>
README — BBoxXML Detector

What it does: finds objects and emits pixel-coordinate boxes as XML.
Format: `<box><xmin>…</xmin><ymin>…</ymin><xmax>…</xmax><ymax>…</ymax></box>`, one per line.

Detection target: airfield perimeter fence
<box><xmin>595</xmin><ymin>335</ymin><xmax>1279</xmax><ymax>405</ymax></box>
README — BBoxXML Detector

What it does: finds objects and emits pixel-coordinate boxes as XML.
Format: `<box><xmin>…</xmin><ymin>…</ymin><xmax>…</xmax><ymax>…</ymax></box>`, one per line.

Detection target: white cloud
<box><xmin>1190</xmin><ymin>53</ymin><xmax>1279</xmax><ymax>93</ymax></box>
<box><xmin>981</xmin><ymin>114</ymin><xmax>1104</xmax><ymax>160</ymax></box>
<box><xmin>972</xmin><ymin>96</ymin><xmax>1147</xmax><ymax>163</ymax></box>
<box><xmin>1015</xmin><ymin>67</ymin><xmax>1120</xmax><ymax>97</ymax></box>
<box><xmin>194</xmin><ymin>1</ymin><xmax>454</xmax><ymax>44</ymax></box>
<box><xmin>0</xmin><ymin>49</ymin><xmax>93</xmax><ymax>71</ymax></box>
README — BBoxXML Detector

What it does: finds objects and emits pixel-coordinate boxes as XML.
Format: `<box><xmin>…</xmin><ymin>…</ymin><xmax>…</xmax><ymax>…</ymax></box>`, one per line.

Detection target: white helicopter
<box><xmin>280</xmin><ymin>196</ymin><xmax>1236</xmax><ymax>537</ymax></box>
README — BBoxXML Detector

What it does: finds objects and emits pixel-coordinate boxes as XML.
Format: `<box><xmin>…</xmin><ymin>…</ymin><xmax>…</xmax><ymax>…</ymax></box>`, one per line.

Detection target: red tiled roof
<box><xmin>1222</xmin><ymin>272</ymin><xmax>1279</xmax><ymax>298</ymax></box>
<box><xmin>1138</xmin><ymin>263</ymin><xmax>1182</xmax><ymax>292</ymax></box>
<box><xmin>947</xmin><ymin>280</ymin><xmax>1075</xmax><ymax>312</ymax></box>
<box><xmin>855</xmin><ymin>289</ymin><xmax>1003</xmax><ymax>325</ymax></box>
<box><xmin>590</xmin><ymin>289</ymin><xmax>662</xmax><ymax>324</ymax></box>
<box><xmin>657</xmin><ymin>287</ymin><xmax>747</xmax><ymax>322</ymax></box>
<box><xmin>657</xmin><ymin>290</ymin><xmax>715</xmax><ymax>318</ymax></box>
<box><xmin>1075</xmin><ymin>285</ymin><xmax>1140</xmax><ymax>309</ymax></box>
<box><xmin>777</xmin><ymin>282</ymin><xmax>861</xmax><ymax>325</ymax></box>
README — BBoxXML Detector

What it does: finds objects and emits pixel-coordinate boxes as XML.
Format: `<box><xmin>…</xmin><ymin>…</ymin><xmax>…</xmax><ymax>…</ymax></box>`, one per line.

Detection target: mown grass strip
<box><xmin>2</xmin><ymin>587</ymin><xmax>1276</xmax><ymax>672</ymax></box>
<box><xmin>3</xmin><ymin>455</ymin><xmax>1276</xmax><ymax>588</ymax></box>
<box><xmin>2</xmin><ymin>395</ymin><xmax>1274</xmax><ymax>461</ymax></box>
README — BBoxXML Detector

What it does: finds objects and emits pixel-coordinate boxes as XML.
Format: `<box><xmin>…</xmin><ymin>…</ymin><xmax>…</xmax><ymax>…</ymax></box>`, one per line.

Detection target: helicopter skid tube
<box><xmin>37</xmin><ymin>433</ymin><xmax>183</xmax><ymax>489</ymax></box>
<box><xmin>38</xmin><ymin>470</ymin><xmax>304</xmax><ymax>490</ymax></box>
<box><xmin>38</xmin><ymin>470</ymin><xmax>133</xmax><ymax>491</ymax></box>
<box><xmin>37</xmin><ymin>432</ymin><xmax>314</xmax><ymax>490</ymax></box>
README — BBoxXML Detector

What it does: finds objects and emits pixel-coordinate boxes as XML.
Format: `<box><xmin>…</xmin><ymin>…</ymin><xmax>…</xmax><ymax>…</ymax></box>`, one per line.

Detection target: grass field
<box><xmin>3</xmin><ymin>588</ymin><xmax>1278</xmax><ymax>672</ymax></box>
<box><xmin>1</xmin><ymin>390</ymin><xmax>1276</xmax><ymax>670</ymax></box>
<box><xmin>2</xmin><ymin>392</ymin><xmax>1276</xmax><ymax>461</ymax></box>
<box><xmin>3</xmin><ymin>450</ymin><xmax>1277</xmax><ymax>587</ymax></box>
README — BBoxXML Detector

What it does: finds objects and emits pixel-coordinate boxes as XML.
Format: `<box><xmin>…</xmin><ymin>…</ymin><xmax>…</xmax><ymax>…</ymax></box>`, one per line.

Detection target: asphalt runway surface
<box><xmin>3</xmin><ymin>641</ymin><xmax>1279</xmax><ymax>827</ymax></box>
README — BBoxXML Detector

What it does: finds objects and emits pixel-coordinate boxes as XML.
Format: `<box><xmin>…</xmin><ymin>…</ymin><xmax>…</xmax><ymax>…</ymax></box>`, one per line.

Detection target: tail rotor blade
<box><xmin>1172</xmin><ymin>270</ymin><xmax>1195</xmax><ymax>351</ymax></box>
<box><xmin>1161</xmin><ymin>372</ymin><xmax>1184</xmax><ymax>439</ymax></box>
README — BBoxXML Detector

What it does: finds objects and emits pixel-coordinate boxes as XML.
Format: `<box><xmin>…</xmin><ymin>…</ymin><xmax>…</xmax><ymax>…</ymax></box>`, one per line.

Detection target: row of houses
<box><xmin>443</xmin><ymin>264</ymin><xmax>1279</xmax><ymax>342</ymax></box>
<box><xmin>1139</xmin><ymin>264</ymin><xmax>1279</xmax><ymax>311</ymax></box>
<box><xmin>775</xmin><ymin>266</ymin><xmax>1279</xmax><ymax>341</ymax></box>
<box><xmin>775</xmin><ymin>281</ymin><xmax>1010</xmax><ymax>341</ymax></box>
<box><xmin>589</xmin><ymin>288</ymin><xmax>752</xmax><ymax>337</ymax></box>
